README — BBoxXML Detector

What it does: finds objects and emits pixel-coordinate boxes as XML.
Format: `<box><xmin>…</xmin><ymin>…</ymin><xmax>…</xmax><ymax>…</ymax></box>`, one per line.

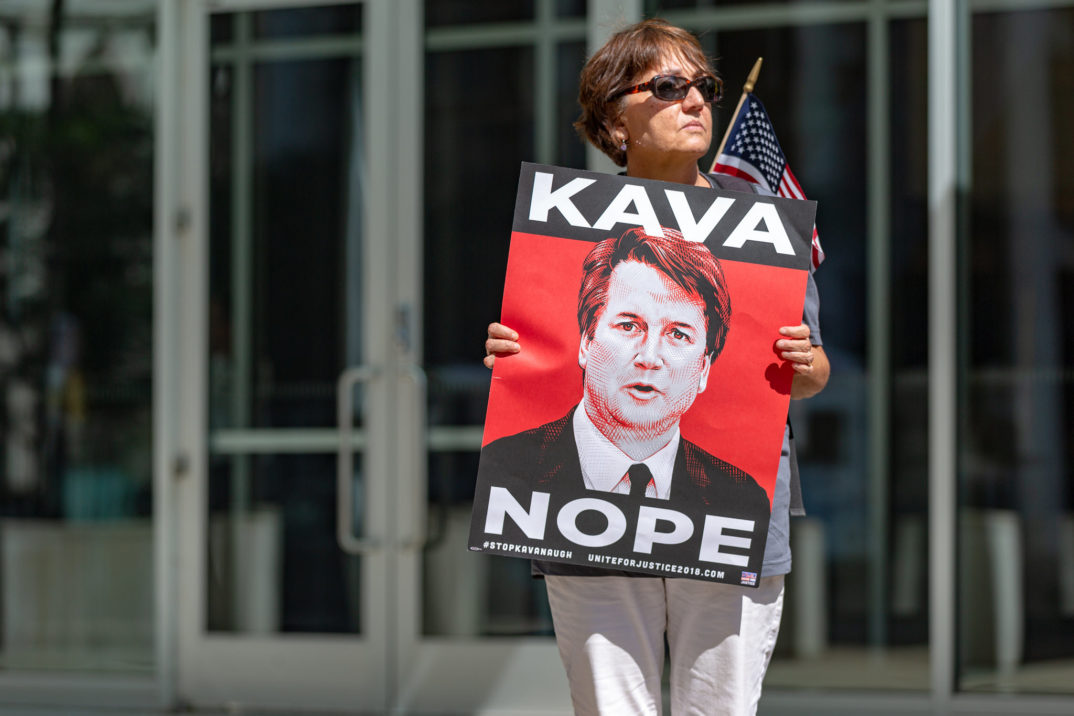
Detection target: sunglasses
<box><xmin>610</xmin><ymin>74</ymin><xmax>724</xmax><ymax>103</ymax></box>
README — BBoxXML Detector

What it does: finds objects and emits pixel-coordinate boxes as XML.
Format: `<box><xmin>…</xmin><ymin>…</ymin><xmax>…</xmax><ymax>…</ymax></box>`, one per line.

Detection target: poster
<box><xmin>468</xmin><ymin>162</ymin><xmax>817</xmax><ymax>586</ymax></box>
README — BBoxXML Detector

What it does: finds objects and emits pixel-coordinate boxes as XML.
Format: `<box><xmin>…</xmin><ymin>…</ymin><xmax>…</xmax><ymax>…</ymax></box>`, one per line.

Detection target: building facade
<box><xmin>0</xmin><ymin>0</ymin><xmax>1072</xmax><ymax>713</ymax></box>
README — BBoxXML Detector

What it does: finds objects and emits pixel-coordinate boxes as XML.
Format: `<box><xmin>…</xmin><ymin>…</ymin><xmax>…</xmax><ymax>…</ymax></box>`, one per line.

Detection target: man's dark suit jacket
<box><xmin>477</xmin><ymin>405</ymin><xmax>771</xmax><ymax>578</ymax></box>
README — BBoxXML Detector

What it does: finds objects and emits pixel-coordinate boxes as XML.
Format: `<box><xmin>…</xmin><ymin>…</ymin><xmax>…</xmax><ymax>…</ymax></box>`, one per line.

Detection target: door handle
<box><xmin>399</xmin><ymin>363</ymin><xmax>428</xmax><ymax>550</ymax></box>
<box><xmin>336</xmin><ymin>365</ymin><xmax>380</xmax><ymax>555</ymax></box>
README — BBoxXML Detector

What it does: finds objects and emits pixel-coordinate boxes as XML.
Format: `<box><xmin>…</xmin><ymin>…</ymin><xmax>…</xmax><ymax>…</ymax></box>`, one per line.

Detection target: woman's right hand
<box><xmin>484</xmin><ymin>322</ymin><xmax>520</xmax><ymax>369</ymax></box>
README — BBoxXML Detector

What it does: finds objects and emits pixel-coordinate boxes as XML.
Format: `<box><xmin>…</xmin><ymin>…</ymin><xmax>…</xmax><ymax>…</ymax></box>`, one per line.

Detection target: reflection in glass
<box><xmin>0</xmin><ymin>3</ymin><xmax>155</xmax><ymax>672</ymax></box>
<box><xmin>960</xmin><ymin>6</ymin><xmax>1074</xmax><ymax>695</ymax></box>
<box><xmin>423</xmin><ymin>450</ymin><xmax>553</xmax><ymax>636</ymax></box>
<box><xmin>207</xmin><ymin>451</ymin><xmax>362</xmax><ymax>634</ymax></box>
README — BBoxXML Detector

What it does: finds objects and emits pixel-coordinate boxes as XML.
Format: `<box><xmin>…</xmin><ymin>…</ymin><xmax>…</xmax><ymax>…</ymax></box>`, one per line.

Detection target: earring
<box><xmin>619</xmin><ymin>140</ymin><xmax>627</xmax><ymax>152</ymax></box>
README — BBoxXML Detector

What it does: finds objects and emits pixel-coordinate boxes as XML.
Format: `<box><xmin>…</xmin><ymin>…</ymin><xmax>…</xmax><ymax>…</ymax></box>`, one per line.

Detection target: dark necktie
<box><xmin>628</xmin><ymin>463</ymin><xmax>653</xmax><ymax>499</ymax></box>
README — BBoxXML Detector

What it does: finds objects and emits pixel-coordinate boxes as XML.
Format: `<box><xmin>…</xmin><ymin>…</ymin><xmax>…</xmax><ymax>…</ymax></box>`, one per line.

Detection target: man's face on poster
<box><xmin>579</xmin><ymin>260</ymin><xmax>713</xmax><ymax>443</ymax></box>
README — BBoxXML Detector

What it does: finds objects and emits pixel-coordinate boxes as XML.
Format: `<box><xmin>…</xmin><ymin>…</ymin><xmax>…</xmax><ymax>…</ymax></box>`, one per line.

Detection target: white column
<box><xmin>866</xmin><ymin>0</ymin><xmax>892</xmax><ymax>651</ymax></box>
<box><xmin>928</xmin><ymin>0</ymin><xmax>958</xmax><ymax>707</ymax></box>
<box><xmin>585</xmin><ymin>0</ymin><xmax>642</xmax><ymax>174</ymax></box>
<box><xmin>154</xmin><ymin>0</ymin><xmax>181</xmax><ymax>705</ymax></box>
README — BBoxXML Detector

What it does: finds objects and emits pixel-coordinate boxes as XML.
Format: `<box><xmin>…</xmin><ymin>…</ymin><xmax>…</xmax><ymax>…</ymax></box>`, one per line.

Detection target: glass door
<box><xmin>171</xmin><ymin>0</ymin><xmax>570</xmax><ymax>711</ymax></box>
<box><xmin>389</xmin><ymin>2</ymin><xmax>583</xmax><ymax>711</ymax></box>
<box><xmin>174</xmin><ymin>0</ymin><xmax>395</xmax><ymax>710</ymax></box>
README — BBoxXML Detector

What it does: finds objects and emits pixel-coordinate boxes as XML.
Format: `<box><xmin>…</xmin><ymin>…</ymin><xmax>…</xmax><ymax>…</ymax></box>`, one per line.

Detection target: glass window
<box><xmin>649</xmin><ymin>0</ymin><xmax>854</xmax><ymax>9</ymax></box>
<box><xmin>692</xmin><ymin>22</ymin><xmax>927</xmax><ymax>691</ymax></box>
<box><xmin>700</xmin><ymin>28</ymin><xmax>868</xmax><ymax>360</ymax></box>
<box><xmin>889</xmin><ymin>13</ymin><xmax>930</xmax><ymax>672</ymax></box>
<box><xmin>422</xmin><ymin>44</ymin><xmax>551</xmax><ymax>636</ymax></box>
<box><xmin>208</xmin><ymin>6</ymin><xmax>366</xmax><ymax>634</ymax></box>
<box><xmin>212</xmin><ymin>14</ymin><xmax>235</xmax><ymax>44</ymax></box>
<box><xmin>210</xmin><ymin>57</ymin><xmax>359</xmax><ymax>431</ymax></box>
<box><xmin>423</xmin><ymin>46</ymin><xmax>535</xmax><ymax>373</ymax></box>
<box><xmin>959</xmin><ymin>5</ymin><xmax>1074</xmax><ymax>694</ymax></box>
<box><xmin>556</xmin><ymin>41</ymin><xmax>587</xmax><ymax>168</ymax></box>
<box><xmin>556</xmin><ymin>0</ymin><xmax>586</xmax><ymax>19</ymax></box>
<box><xmin>0</xmin><ymin>2</ymin><xmax>156</xmax><ymax>672</ymax></box>
<box><xmin>421</xmin><ymin>0</ymin><xmax>589</xmax><ymax>633</ymax></box>
<box><xmin>253</xmin><ymin>4</ymin><xmax>362</xmax><ymax>39</ymax></box>
<box><xmin>426</xmin><ymin>1</ymin><xmax>536</xmax><ymax>28</ymax></box>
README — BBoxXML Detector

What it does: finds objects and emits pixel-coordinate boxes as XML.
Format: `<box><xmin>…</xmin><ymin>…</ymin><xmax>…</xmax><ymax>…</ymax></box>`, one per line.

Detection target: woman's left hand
<box><xmin>776</xmin><ymin>324</ymin><xmax>830</xmax><ymax>398</ymax></box>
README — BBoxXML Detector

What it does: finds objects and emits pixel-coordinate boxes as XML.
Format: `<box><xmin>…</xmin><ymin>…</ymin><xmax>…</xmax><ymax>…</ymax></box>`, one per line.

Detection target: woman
<box><xmin>485</xmin><ymin>19</ymin><xmax>829</xmax><ymax>715</ymax></box>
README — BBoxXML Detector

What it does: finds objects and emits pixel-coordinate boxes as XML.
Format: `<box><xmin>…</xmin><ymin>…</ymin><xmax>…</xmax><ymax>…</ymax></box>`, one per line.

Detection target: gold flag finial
<box><xmin>743</xmin><ymin>57</ymin><xmax>763</xmax><ymax>94</ymax></box>
<box><xmin>711</xmin><ymin>58</ymin><xmax>764</xmax><ymax>171</ymax></box>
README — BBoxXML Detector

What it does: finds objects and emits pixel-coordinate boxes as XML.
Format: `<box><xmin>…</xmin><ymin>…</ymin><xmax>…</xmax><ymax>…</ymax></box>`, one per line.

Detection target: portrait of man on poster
<box><xmin>479</xmin><ymin>226</ymin><xmax>769</xmax><ymax>521</ymax></box>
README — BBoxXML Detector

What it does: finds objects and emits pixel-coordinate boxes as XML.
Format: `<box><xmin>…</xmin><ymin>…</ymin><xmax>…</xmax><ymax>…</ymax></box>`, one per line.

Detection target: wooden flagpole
<box><xmin>710</xmin><ymin>57</ymin><xmax>764</xmax><ymax>172</ymax></box>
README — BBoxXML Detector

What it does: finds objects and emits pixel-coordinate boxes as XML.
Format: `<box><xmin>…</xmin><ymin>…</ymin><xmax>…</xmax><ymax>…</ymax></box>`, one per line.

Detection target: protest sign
<box><xmin>468</xmin><ymin>162</ymin><xmax>816</xmax><ymax>586</ymax></box>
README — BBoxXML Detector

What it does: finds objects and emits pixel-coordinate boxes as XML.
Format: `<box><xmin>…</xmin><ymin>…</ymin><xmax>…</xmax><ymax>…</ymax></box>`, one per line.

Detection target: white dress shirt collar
<box><xmin>571</xmin><ymin>404</ymin><xmax>679</xmax><ymax>500</ymax></box>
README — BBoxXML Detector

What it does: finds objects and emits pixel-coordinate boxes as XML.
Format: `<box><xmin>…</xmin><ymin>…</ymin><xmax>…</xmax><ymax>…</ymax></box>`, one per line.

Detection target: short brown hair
<box><xmin>577</xmin><ymin>227</ymin><xmax>732</xmax><ymax>359</ymax></box>
<box><xmin>575</xmin><ymin>19</ymin><xmax>715</xmax><ymax>167</ymax></box>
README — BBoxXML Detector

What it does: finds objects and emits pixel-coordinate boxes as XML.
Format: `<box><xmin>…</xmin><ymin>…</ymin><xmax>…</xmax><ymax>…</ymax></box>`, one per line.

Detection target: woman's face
<box><xmin>611</xmin><ymin>51</ymin><xmax>713</xmax><ymax>165</ymax></box>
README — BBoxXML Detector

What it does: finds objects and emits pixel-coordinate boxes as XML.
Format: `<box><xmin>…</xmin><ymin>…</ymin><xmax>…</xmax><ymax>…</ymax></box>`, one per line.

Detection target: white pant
<box><xmin>545</xmin><ymin>574</ymin><xmax>785</xmax><ymax>716</ymax></box>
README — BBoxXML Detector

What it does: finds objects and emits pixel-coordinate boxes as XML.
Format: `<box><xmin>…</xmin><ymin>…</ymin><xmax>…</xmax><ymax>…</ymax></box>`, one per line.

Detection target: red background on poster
<box><xmin>482</xmin><ymin>231</ymin><xmax>808</xmax><ymax>504</ymax></box>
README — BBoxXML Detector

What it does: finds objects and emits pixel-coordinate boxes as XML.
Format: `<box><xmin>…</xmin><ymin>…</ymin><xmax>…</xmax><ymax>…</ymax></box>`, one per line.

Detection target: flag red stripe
<box><xmin>777</xmin><ymin>176</ymin><xmax>793</xmax><ymax>199</ymax></box>
<box><xmin>779</xmin><ymin>172</ymin><xmax>805</xmax><ymax>201</ymax></box>
<box><xmin>784</xmin><ymin>166</ymin><xmax>806</xmax><ymax>198</ymax></box>
<box><xmin>712</xmin><ymin>157</ymin><xmax>769</xmax><ymax>190</ymax></box>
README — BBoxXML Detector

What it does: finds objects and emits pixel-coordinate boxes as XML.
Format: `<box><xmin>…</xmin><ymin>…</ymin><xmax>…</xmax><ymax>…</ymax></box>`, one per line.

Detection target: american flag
<box><xmin>712</xmin><ymin>95</ymin><xmax>825</xmax><ymax>269</ymax></box>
